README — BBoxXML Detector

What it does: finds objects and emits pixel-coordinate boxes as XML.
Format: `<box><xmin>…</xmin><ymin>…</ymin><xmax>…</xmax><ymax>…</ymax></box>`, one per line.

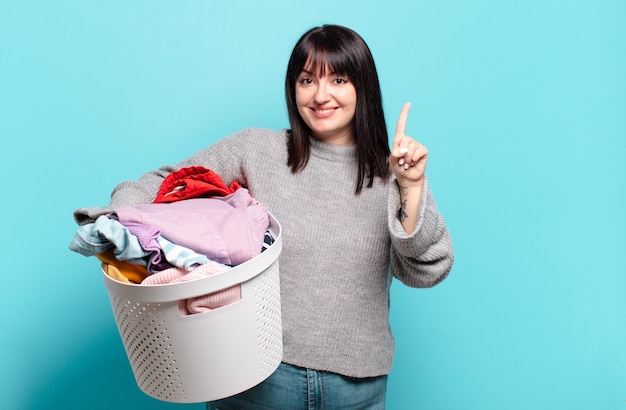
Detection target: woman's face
<box><xmin>295</xmin><ymin>64</ymin><xmax>357</xmax><ymax>146</ymax></box>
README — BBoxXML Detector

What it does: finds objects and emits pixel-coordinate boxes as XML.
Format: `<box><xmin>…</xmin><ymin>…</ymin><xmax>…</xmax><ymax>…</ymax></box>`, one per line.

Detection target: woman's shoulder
<box><xmin>201</xmin><ymin>128</ymin><xmax>287</xmax><ymax>165</ymax></box>
<box><xmin>224</xmin><ymin>127</ymin><xmax>289</xmax><ymax>151</ymax></box>
<box><xmin>239</xmin><ymin>127</ymin><xmax>288</xmax><ymax>140</ymax></box>
<box><xmin>217</xmin><ymin>127</ymin><xmax>284</xmax><ymax>144</ymax></box>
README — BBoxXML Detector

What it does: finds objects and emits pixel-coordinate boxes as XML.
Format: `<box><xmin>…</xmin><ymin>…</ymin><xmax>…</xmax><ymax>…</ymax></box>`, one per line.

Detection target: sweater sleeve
<box><xmin>387</xmin><ymin>176</ymin><xmax>454</xmax><ymax>287</ymax></box>
<box><xmin>72</xmin><ymin>129</ymin><xmax>254</xmax><ymax>226</ymax></box>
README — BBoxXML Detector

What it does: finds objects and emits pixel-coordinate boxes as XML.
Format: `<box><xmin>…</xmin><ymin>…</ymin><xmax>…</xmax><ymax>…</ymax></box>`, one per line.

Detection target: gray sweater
<box><xmin>74</xmin><ymin>128</ymin><xmax>454</xmax><ymax>378</ymax></box>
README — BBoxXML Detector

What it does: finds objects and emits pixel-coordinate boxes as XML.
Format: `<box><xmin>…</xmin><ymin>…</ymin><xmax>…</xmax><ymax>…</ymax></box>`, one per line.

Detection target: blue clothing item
<box><xmin>69</xmin><ymin>215</ymin><xmax>149</xmax><ymax>263</ymax></box>
<box><xmin>206</xmin><ymin>362</ymin><xmax>387</xmax><ymax>410</ymax></box>
<box><xmin>156</xmin><ymin>236</ymin><xmax>212</xmax><ymax>270</ymax></box>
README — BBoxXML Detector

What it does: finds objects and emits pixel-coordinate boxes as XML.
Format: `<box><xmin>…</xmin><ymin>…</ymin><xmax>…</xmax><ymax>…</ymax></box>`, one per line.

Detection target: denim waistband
<box><xmin>207</xmin><ymin>362</ymin><xmax>388</xmax><ymax>409</ymax></box>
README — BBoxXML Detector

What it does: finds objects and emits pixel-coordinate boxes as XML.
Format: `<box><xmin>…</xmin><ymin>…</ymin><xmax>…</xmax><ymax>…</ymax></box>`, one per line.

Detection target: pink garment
<box><xmin>142</xmin><ymin>261</ymin><xmax>241</xmax><ymax>316</ymax></box>
<box><xmin>114</xmin><ymin>189</ymin><xmax>269</xmax><ymax>266</ymax></box>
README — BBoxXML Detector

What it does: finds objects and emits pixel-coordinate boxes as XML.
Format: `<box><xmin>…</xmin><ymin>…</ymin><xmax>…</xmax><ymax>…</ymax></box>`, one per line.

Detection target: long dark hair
<box><xmin>285</xmin><ymin>24</ymin><xmax>391</xmax><ymax>194</ymax></box>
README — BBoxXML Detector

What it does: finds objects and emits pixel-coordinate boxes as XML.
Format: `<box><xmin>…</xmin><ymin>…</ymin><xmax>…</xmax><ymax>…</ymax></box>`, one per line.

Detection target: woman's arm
<box><xmin>388</xmin><ymin>102</ymin><xmax>454</xmax><ymax>286</ymax></box>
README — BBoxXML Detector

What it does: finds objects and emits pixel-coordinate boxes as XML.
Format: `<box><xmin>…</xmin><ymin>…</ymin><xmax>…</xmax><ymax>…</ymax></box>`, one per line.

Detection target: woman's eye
<box><xmin>334</xmin><ymin>77</ymin><xmax>348</xmax><ymax>84</ymax></box>
<box><xmin>298</xmin><ymin>77</ymin><xmax>313</xmax><ymax>85</ymax></box>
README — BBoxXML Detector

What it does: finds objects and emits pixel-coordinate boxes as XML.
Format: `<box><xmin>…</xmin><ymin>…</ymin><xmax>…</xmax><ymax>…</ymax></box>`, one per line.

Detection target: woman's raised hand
<box><xmin>389</xmin><ymin>102</ymin><xmax>428</xmax><ymax>187</ymax></box>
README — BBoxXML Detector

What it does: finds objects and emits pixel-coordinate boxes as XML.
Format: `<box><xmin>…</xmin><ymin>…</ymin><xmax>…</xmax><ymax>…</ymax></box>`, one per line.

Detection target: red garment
<box><xmin>154</xmin><ymin>166</ymin><xmax>242</xmax><ymax>203</ymax></box>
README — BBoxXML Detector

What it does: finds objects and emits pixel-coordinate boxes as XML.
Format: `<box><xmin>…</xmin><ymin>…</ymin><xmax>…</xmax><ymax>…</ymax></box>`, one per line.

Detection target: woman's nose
<box><xmin>314</xmin><ymin>81</ymin><xmax>330</xmax><ymax>103</ymax></box>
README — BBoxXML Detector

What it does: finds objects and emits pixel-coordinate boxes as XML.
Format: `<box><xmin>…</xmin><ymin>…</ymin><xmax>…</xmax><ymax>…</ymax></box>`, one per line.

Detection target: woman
<box><xmin>74</xmin><ymin>24</ymin><xmax>454</xmax><ymax>409</ymax></box>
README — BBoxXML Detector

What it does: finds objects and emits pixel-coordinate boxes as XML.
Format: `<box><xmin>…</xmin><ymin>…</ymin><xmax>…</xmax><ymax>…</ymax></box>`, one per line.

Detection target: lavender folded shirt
<box><xmin>112</xmin><ymin>189</ymin><xmax>269</xmax><ymax>266</ymax></box>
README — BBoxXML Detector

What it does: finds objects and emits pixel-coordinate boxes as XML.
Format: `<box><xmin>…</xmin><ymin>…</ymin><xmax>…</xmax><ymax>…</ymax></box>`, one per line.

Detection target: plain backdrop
<box><xmin>1</xmin><ymin>1</ymin><xmax>624</xmax><ymax>409</ymax></box>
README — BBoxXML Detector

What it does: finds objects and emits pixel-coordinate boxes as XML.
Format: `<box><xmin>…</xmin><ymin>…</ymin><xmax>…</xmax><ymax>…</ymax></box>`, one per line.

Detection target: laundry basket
<box><xmin>102</xmin><ymin>213</ymin><xmax>283</xmax><ymax>403</ymax></box>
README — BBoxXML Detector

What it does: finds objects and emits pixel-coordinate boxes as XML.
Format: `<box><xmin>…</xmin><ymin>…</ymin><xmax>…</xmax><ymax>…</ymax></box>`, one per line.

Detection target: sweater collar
<box><xmin>309</xmin><ymin>136</ymin><xmax>357</xmax><ymax>162</ymax></box>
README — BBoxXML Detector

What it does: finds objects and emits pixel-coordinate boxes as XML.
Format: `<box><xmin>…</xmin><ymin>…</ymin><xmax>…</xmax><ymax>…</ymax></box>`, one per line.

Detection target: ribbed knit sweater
<box><xmin>74</xmin><ymin>128</ymin><xmax>454</xmax><ymax>378</ymax></box>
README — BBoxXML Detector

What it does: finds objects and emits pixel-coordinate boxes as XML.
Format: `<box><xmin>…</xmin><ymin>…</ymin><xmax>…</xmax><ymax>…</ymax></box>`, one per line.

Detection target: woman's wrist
<box><xmin>396</xmin><ymin>180</ymin><xmax>423</xmax><ymax>233</ymax></box>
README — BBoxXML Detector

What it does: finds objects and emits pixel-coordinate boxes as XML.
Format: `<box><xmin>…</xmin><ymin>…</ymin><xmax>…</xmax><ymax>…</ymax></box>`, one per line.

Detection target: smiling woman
<box><xmin>71</xmin><ymin>24</ymin><xmax>454</xmax><ymax>409</ymax></box>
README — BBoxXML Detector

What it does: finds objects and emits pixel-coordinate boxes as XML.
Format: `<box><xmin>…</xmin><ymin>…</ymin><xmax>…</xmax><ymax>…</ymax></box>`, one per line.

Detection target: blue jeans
<box><xmin>206</xmin><ymin>362</ymin><xmax>388</xmax><ymax>409</ymax></box>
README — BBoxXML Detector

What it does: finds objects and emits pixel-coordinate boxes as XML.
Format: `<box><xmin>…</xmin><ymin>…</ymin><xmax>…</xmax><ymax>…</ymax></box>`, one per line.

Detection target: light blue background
<box><xmin>1</xmin><ymin>1</ymin><xmax>624</xmax><ymax>409</ymax></box>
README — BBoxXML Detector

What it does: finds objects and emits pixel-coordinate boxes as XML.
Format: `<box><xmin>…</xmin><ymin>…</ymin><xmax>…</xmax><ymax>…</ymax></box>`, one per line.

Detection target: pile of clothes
<box><xmin>70</xmin><ymin>166</ymin><xmax>273</xmax><ymax>315</ymax></box>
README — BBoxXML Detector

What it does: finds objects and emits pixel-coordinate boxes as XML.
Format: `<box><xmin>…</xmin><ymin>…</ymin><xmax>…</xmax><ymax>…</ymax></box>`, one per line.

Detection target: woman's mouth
<box><xmin>312</xmin><ymin>107</ymin><xmax>337</xmax><ymax>117</ymax></box>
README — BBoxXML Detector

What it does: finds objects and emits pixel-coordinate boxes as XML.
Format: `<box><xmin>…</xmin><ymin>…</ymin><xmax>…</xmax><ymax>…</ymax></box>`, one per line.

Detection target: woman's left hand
<box><xmin>389</xmin><ymin>102</ymin><xmax>428</xmax><ymax>187</ymax></box>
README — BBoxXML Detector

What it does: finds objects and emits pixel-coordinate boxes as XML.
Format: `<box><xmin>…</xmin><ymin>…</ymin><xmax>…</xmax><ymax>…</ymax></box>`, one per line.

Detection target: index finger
<box><xmin>394</xmin><ymin>102</ymin><xmax>411</xmax><ymax>144</ymax></box>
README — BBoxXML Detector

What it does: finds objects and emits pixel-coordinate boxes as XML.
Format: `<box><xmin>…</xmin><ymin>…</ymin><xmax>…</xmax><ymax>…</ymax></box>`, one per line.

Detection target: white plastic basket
<box><xmin>102</xmin><ymin>213</ymin><xmax>283</xmax><ymax>403</ymax></box>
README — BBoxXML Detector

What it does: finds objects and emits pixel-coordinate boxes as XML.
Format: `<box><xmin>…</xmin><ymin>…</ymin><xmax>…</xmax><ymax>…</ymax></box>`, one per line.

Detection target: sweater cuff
<box><xmin>73</xmin><ymin>206</ymin><xmax>113</xmax><ymax>226</ymax></box>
